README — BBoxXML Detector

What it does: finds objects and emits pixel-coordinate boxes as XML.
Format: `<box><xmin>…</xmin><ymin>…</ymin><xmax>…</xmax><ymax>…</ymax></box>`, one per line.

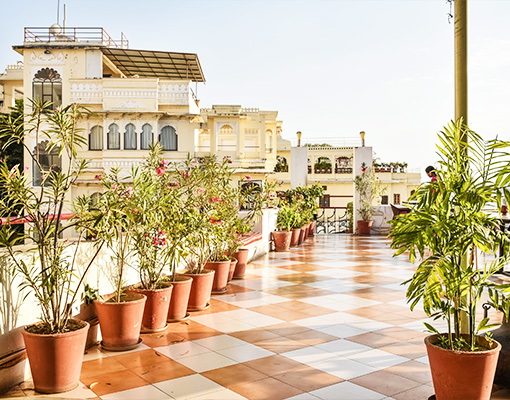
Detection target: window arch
<box><xmin>89</xmin><ymin>125</ymin><xmax>103</xmax><ymax>150</ymax></box>
<box><xmin>160</xmin><ymin>125</ymin><xmax>177</xmax><ymax>151</ymax></box>
<box><xmin>32</xmin><ymin>68</ymin><xmax>62</xmax><ymax>110</ymax></box>
<box><xmin>219</xmin><ymin>124</ymin><xmax>234</xmax><ymax>134</ymax></box>
<box><xmin>265</xmin><ymin>129</ymin><xmax>273</xmax><ymax>153</ymax></box>
<box><xmin>107</xmin><ymin>123</ymin><xmax>120</xmax><ymax>150</ymax></box>
<box><xmin>141</xmin><ymin>123</ymin><xmax>153</xmax><ymax>150</ymax></box>
<box><xmin>124</xmin><ymin>123</ymin><xmax>137</xmax><ymax>150</ymax></box>
<box><xmin>32</xmin><ymin>140</ymin><xmax>61</xmax><ymax>187</ymax></box>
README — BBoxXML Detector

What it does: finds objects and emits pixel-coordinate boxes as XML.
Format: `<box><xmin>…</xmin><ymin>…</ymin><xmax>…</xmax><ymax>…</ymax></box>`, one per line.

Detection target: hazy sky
<box><xmin>1</xmin><ymin>0</ymin><xmax>510</xmax><ymax>174</ymax></box>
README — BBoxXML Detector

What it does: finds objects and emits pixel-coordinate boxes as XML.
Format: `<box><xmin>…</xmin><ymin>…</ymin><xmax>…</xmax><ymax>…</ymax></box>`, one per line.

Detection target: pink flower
<box><xmin>198</xmin><ymin>189</ymin><xmax>205</xmax><ymax>194</ymax></box>
<box><xmin>94</xmin><ymin>174</ymin><xmax>102</xmax><ymax>180</ymax></box>
<box><xmin>153</xmin><ymin>237</ymin><xmax>159</xmax><ymax>246</ymax></box>
<box><xmin>216</xmin><ymin>219</ymin><xmax>222</xmax><ymax>225</ymax></box>
<box><xmin>160</xmin><ymin>238</ymin><xmax>167</xmax><ymax>246</ymax></box>
<box><xmin>245</xmin><ymin>175</ymin><xmax>252</xmax><ymax>180</ymax></box>
<box><xmin>209</xmin><ymin>218</ymin><xmax>216</xmax><ymax>224</ymax></box>
<box><xmin>161</xmin><ymin>160</ymin><xmax>168</xmax><ymax>168</ymax></box>
<box><xmin>208</xmin><ymin>196</ymin><xmax>221</xmax><ymax>203</ymax></box>
<box><xmin>111</xmin><ymin>184</ymin><xmax>118</xmax><ymax>191</ymax></box>
<box><xmin>156</xmin><ymin>167</ymin><xmax>165</xmax><ymax>175</ymax></box>
<box><xmin>41</xmin><ymin>174</ymin><xmax>47</xmax><ymax>180</ymax></box>
<box><xmin>24</xmin><ymin>166</ymin><xmax>29</xmax><ymax>171</ymax></box>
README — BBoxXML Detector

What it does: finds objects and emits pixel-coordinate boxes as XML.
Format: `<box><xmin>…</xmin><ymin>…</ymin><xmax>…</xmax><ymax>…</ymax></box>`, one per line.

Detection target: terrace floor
<box><xmin>4</xmin><ymin>235</ymin><xmax>510</xmax><ymax>399</ymax></box>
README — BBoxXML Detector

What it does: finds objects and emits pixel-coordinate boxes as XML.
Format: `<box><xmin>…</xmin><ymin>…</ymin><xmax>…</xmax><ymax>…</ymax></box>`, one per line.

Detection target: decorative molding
<box><xmin>158</xmin><ymin>83</ymin><xmax>189</xmax><ymax>105</ymax></box>
<box><xmin>70</xmin><ymin>83</ymin><xmax>103</xmax><ymax>104</ymax></box>
<box><xmin>29</xmin><ymin>51</ymin><xmax>65</xmax><ymax>65</ymax></box>
<box><xmin>111</xmin><ymin>100</ymin><xmax>147</xmax><ymax>110</ymax></box>
<box><xmin>103</xmin><ymin>89</ymin><xmax>157</xmax><ymax>98</ymax></box>
<box><xmin>216</xmin><ymin>121</ymin><xmax>238</xmax><ymax>133</ymax></box>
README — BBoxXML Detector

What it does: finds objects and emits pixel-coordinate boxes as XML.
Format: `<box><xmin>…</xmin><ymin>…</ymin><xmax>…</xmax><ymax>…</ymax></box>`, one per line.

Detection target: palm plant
<box><xmin>0</xmin><ymin>100</ymin><xmax>103</xmax><ymax>333</ymax></box>
<box><xmin>390</xmin><ymin>120</ymin><xmax>510</xmax><ymax>351</ymax></box>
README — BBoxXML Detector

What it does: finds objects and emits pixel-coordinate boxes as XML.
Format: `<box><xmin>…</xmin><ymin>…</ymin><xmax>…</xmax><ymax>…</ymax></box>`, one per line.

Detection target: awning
<box><xmin>101</xmin><ymin>47</ymin><xmax>205</xmax><ymax>82</ymax></box>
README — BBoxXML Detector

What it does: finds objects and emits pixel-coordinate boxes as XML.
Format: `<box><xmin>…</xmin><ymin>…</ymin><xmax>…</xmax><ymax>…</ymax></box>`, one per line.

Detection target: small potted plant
<box><xmin>354</xmin><ymin>167</ymin><xmax>384</xmax><ymax>235</ymax></box>
<box><xmin>390</xmin><ymin>120</ymin><xmax>510</xmax><ymax>400</ymax></box>
<box><xmin>272</xmin><ymin>204</ymin><xmax>294</xmax><ymax>252</ymax></box>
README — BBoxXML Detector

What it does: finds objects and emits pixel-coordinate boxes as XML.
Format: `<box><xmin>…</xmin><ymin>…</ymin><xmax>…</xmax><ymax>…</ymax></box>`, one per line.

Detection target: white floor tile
<box><xmin>311</xmin><ymin>357</ymin><xmax>377</xmax><ymax>380</ymax></box>
<box><xmin>154</xmin><ymin>341</ymin><xmax>210</xmax><ymax>360</ymax></box>
<box><xmin>216</xmin><ymin>342</ymin><xmax>274</xmax><ymax>362</ymax></box>
<box><xmin>192</xmin><ymin>334</ymin><xmax>248</xmax><ymax>350</ymax></box>
<box><xmin>101</xmin><ymin>384</ymin><xmax>171</xmax><ymax>400</ymax></box>
<box><xmin>155</xmin><ymin>374</ymin><xmax>225</xmax><ymax>399</ymax></box>
<box><xmin>349</xmin><ymin>348</ymin><xmax>409</xmax><ymax>368</ymax></box>
<box><xmin>173</xmin><ymin>352</ymin><xmax>238</xmax><ymax>372</ymax></box>
<box><xmin>189</xmin><ymin>388</ymin><xmax>248</xmax><ymax>399</ymax></box>
<box><xmin>310</xmin><ymin>381</ymin><xmax>385</xmax><ymax>400</ymax></box>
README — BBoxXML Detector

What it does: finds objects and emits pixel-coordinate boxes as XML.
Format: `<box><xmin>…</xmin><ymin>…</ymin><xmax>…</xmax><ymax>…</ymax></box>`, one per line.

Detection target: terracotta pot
<box><xmin>308</xmin><ymin>221</ymin><xmax>316</xmax><ymax>237</ymax></box>
<box><xmin>425</xmin><ymin>334</ymin><xmax>501</xmax><ymax>400</ymax></box>
<box><xmin>232</xmin><ymin>249</ymin><xmax>250</xmax><ymax>279</ymax></box>
<box><xmin>76</xmin><ymin>303</ymin><xmax>99</xmax><ymax>350</ymax></box>
<box><xmin>228</xmin><ymin>259</ymin><xmax>238</xmax><ymax>283</ymax></box>
<box><xmin>272</xmin><ymin>231</ymin><xmax>292</xmax><ymax>252</ymax></box>
<box><xmin>357</xmin><ymin>220</ymin><xmax>372</xmax><ymax>235</ymax></box>
<box><xmin>167</xmin><ymin>276</ymin><xmax>193</xmax><ymax>322</ymax></box>
<box><xmin>126</xmin><ymin>282</ymin><xmax>173</xmax><ymax>333</ymax></box>
<box><xmin>298</xmin><ymin>226</ymin><xmax>307</xmax><ymax>244</ymax></box>
<box><xmin>206</xmin><ymin>260</ymin><xmax>230</xmax><ymax>294</ymax></box>
<box><xmin>94</xmin><ymin>292</ymin><xmax>146</xmax><ymax>351</ymax></box>
<box><xmin>22</xmin><ymin>319</ymin><xmax>89</xmax><ymax>394</ymax></box>
<box><xmin>290</xmin><ymin>229</ymin><xmax>300</xmax><ymax>246</ymax></box>
<box><xmin>0</xmin><ymin>327</ymin><xmax>27</xmax><ymax>394</ymax></box>
<box><xmin>181</xmin><ymin>269</ymin><xmax>215</xmax><ymax>311</ymax></box>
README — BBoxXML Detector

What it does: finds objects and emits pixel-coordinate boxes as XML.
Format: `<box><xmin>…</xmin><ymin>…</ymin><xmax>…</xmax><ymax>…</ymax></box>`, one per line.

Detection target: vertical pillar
<box><xmin>353</xmin><ymin>146</ymin><xmax>373</xmax><ymax>234</ymax></box>
<box><xmin>290</xmin><ymin>146</ymin><xmax>308</xmax><ymax>189</ymax></box>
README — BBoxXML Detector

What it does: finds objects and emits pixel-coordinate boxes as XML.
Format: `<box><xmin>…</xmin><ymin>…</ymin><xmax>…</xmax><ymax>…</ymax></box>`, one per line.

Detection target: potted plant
<box><xmin>0</xmin><ymin>101</ymin><xmax>104</xmax><ymax>393</ymax></box>
<box><xmin>78</xmin><ymin>165</ymin><xmax>147</xmax><ymax>351</ymax></box>
<box><xmin>346</xmin><ymin>201</ymin><xmax>354</xmax><ymax>233</ymax></box>
<box><xmin>354</xmin><ymin>167</ymin><xmax>384</xmax><ymax>235</ymax></box>
<box><xmin>389</xmin><ymin>120</ymin><xmax>510</xmax><ymax>400</ymax></box>
<box><xmin>273</xmin><ymin>204</ymin><xmax>294</xmax><ymax>252</ymax></box>
<box><xmin>125</xmin><ymin>145</ymin><xmax>179</xmax><ymax>332</ymax></box>
<box><xmin>75</xmin><ymin>284</ymin><xmax>99</xmax><ymax>350</ymax></box>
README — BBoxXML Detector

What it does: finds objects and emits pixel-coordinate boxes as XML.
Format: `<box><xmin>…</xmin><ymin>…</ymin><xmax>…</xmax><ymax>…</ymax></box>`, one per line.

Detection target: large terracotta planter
<box><xmin>0</xmin><ymin>327</ymin><xmax>27</xmax><ymax>394</ymax></box>
<box><xmin>228</xmin><ymin>259</ymin><xmax>238</xmax><ymax>283</ymax></box>
<box><xmin>425</xmin><ymin>334</ymin><xmax>501</xmax><ymax>400</ymax></box>
<box><xmin>126</xmin><ymin>282</ymin><xmax>173</xmax><ymax>333</ymax></box>
<box><xmin>493</xmin><ymin>313</ymin><xmax>510</xmax><ymax>386</ymax></box>
<box><xmin>357</xmin><ymin>220</ymin><xmax>372</xmax><ymax>235</ymax></box>
<box><xmin>206</xmin><ymin>260</ymin><xmax>231</xmax><ymax>294</ymax></box>
<box><xmin>181</xmin><ymin>269</ymin><xmax>215</xmax><ymax>311</ymax></box>
<box><xmin>308</xmin><ymin>221</ymin><xmax>316</xmax><ymax>237</ymax></box>
<box><xmin>94</xmin><ymin>292</ymin><xmax>146</xmax><ymax>351</ymax></box>
<box><xmin>22</xmin><ymin>319</ymin><xmax>89</xmax><ymax>394</ymax></box>
<box><xmin>232</xmin><ymin>249</ymin><xmax>250</xmax><ymax>279</ymax></box>
<box><xmin>272</xmin><ymin>231</ymin><xmax>292</xmax><ymax>252</ymax></box>
<box><xmin>290</xmin><ymin>229</ymin><xmax>301</xmax><ymax>246</ymax></box>
<box><xmin>167</xmin><ymin>276</ymin><xmax>193</xmax><ymax>322</ymax></box>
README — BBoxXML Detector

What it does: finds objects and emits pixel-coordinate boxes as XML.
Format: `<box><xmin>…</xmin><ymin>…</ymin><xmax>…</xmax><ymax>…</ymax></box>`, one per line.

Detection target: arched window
<box><xmin>32</xmin><ymin>68</ymin><xmax>62</xmax><ymax>110</ymax></box>
<box><xmin>274</xmin><ymin>156</ymin><xmax>288</xmax><ymax>172</ymax></box>
<box><xmin>160</xmin><ymin>126</ymin><xmax>177</xmax><ymax>151</ymax></box>
<box><xmin>141</xmin><ymin>123</ymin><xmax>153</xmax><ymax>150</ymax></box>
<box><xmin>107</xmin><ymin>123</ymin><xmax>120</xmax><ymax>150</ymax></box>
<box><xmin>124</xmin><ymin>123</ymin><xmax>137</xmax><ymax>150</ymax></box>
<box><xmin>219</xmin><ymin>124</ymin><xmax>234</xmax><ymax>134</ymax></box>
<box><xmin>265</xmin><ymin>129</ymin><xmax>273</xmax><ymax>153</ymax></box>
<box><xmin>32</xmin><ymin>140</ymin><xmax>61</xmax><ymax>187</ymax></box>
<box><xmin>89</xmin><ymin>125</ymin><xmax>103</xmax><ymax>150</ymax></box>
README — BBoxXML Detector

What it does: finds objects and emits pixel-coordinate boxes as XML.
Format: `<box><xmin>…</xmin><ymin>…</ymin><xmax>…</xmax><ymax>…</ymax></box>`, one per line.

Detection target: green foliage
<box><xmin>276</xmin><ymin>204</ymin><xmax>296</xmax><ymax>232</ymax></box>
<box><xmin>0</xmin><ymin>99</ymin><xmax>102</xmax><ymax>333</ymax></box>
<box><xmin>354</xmin><ymin>168</ymin><xmax>385</xmax><ymax>221</ymax></box>
<box><xmin>282</xmin><ymin>184</ymin><xmax>323</xmax><ymax>228</ymax></box>
<box><xmin>346</xmin><ymin>202</ymin><xmax>354</xmax><ymax>232</ymax></box>
<box><xmin>390</xmin><ymin>119</ymin><xmax>510</xmax><ymax>351</ymax></box>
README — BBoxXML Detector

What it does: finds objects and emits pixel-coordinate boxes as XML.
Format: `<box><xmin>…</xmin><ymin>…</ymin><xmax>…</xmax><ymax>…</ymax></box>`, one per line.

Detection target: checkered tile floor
<box><xmin>5</xmin><ymin>235</ymin><xmax>510</xmax><ymax>399</ymax></box>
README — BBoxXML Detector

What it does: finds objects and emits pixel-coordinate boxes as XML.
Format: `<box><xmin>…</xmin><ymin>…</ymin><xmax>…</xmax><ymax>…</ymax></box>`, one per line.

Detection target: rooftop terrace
<box><xmin>4</xmin><ymin>235</ymin><xmax>510</xmax><ymax>399</ymax></box>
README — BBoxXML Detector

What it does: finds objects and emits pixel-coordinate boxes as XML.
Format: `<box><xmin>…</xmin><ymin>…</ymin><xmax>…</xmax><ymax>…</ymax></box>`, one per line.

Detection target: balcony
<box><xmin>24</xmin><ymin>27</ymin><xmax>128</xmax><ymax>48</ymax></box>
<box><xmin>69</xmin><ymin>79</ymin><xmax>198</xmax><ymax>111</ymax></box>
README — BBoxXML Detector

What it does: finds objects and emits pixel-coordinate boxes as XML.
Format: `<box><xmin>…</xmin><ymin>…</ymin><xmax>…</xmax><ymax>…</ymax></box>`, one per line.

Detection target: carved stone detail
<box><xmin>111</xmin><ymin>100</ymin><xmax>147</xmax><ymax>109</ymax></box>
<box><xmin>70</xmin><ymin>83</ymin><xmax>103</xmax><ymax>104</ymax></box>
<box><xmin>29</xmin><ymin>51</ymin><xmax>65</xmax><ymax>65</ymax></box>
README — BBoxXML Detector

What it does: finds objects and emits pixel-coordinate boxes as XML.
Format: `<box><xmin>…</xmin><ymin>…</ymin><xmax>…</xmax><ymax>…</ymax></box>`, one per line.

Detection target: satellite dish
<box><xmin>49</xmin><ymin>23</ymin><xmax>62</xmax><ymax>36</ymax></box>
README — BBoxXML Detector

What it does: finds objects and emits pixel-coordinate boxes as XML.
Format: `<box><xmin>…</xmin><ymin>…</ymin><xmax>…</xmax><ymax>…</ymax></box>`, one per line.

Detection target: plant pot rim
<box><xmin>182</xmin><ymin>269</ymin><xmax>214</xmax><ymax>276</ymax></box>
<box><xmin>425</xmin><ymin>334</ymin><xmax>501</xmax><ymax>355</ymax></box>
<box><xmin>128</xmin><ymin>282</ymin><xmax>173</xmax><ymax>292</ymax></box>
<box><xmin>95</xmin><ymin>292</ymin><xmax>146</xmax><ymax>304</ymax></box>
<box><xmin>23</xmin><ymin>319</ymin><xmax>89</xmax><ymax>337</ymax></box>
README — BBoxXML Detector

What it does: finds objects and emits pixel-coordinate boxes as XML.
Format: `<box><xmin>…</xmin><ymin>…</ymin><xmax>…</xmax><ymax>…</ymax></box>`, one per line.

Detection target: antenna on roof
<box><xmin>56</xmin><ymin>0</ymin><xmax>60</xmax><ymax>24</ymax></box>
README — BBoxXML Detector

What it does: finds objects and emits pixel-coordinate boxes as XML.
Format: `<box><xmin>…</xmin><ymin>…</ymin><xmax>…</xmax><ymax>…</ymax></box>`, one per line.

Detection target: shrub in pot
<box><xmin>273</xmin><ymin>204</ymin><xmax>294</xmax><ymax>252</ymax></box>
<box><xmin>0</xmin><ymin>101</ymin><xmax>104</xmax><ymax>393</ymax></box>
<box><xmin>354</xmin><ymin>167</ymin><xmax>384</xmax><ymax>235</ymax></box>
<box><xmin>390</xmin><ymin>120</ymin><xmax>510</xmax><ymax>400</ymax></box>
<box><xmin>78</xmin><ymin>165</ymin><xmax>147</xmax><ymax>351</ymax></box>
